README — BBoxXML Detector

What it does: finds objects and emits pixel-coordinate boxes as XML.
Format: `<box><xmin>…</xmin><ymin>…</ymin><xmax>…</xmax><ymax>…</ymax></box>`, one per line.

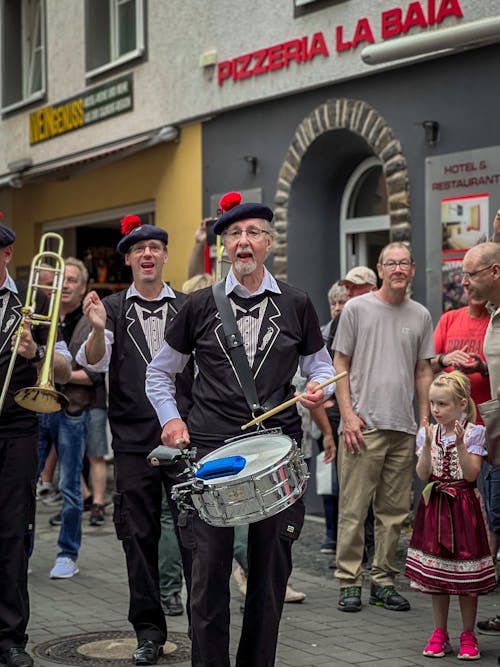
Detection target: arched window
<box><xmin>340</xmin><ymin>158</ymin><xmax>390</xmax><ymax>275</ymax></box>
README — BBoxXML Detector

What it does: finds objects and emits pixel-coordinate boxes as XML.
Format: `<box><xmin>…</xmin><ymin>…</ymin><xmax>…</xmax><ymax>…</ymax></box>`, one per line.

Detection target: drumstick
<box><xmin>240</xmin><ymin>371</ymin><xmax>348</xmax><ymax>431</ymax></box>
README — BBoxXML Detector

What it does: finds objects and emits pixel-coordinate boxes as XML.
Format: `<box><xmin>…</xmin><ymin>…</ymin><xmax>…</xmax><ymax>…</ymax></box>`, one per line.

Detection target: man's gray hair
<box><xmin>327</xmin><ymin>281</ymin><xmax>347</xmax><ymax>304</ymax></box>
<box><xmin>378</xmin><ymin>242</ymin><xmax>414</xmax><ymax>265</ymax></box>
<box><xmin>65</xmin><ymin>257</ymin><xmax>89</xmax><ymax>285</ymax></box>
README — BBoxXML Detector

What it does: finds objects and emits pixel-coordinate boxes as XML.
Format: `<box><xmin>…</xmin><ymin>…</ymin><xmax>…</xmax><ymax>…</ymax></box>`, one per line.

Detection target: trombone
<box><xmin>0</xmin><ymin>232</ymin><xmax>69</xmax><ymax>415</ymax></box>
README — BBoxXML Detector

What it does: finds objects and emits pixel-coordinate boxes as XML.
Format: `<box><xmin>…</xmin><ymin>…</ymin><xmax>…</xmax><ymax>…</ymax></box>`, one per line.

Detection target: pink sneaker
<box><xmin>423</xmin><ymin>628</ymin><xmax>452</xmax><ymax>658</ymax></box>
<box><xmin>457</xmin><ymin>631</ymin><xmax>480</xmax><ymax>660</ymax></box>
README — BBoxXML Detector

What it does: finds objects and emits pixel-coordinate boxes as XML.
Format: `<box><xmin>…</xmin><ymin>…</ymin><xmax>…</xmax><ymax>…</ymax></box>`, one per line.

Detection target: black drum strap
<box><xmin>212</xmin><ymin>281</ymin><xmax>264</xmax><ymax>416</ymax></box>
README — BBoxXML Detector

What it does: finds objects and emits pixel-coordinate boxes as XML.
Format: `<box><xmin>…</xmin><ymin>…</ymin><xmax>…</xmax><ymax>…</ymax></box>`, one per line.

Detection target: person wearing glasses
<box><xmin>459</xmin><ymin>242</ymin><xmax>500</xmax><ymax>641</ymax></box>
<box><xmin>76</xmin><ymin>216</ymin><xmax>193</xmax><ymax>666</ymax></box>
<box><xmin>333</xmin><ymin>242</ymin><xmax>434</xmax><ymax>613</ymax></box>
<box><xmin>146</xmin><ymin>192</ymin><xmax>335</xmax><ymax>667</ymax></box>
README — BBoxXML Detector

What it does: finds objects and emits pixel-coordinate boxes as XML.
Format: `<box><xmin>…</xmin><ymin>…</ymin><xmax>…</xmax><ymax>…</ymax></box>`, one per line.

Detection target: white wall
<box><xmin>0</xmin><ymin>0</ymin><xmax>493</xmax><ymax>173</ymax></box>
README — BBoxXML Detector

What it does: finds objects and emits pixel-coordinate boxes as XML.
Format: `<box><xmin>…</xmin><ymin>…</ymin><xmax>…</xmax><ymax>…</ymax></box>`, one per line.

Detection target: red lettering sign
<box><xmin>217</xmin><ymin>33</ymin><xmax>329</xmax><ymax>86</ymax></box>
<box><xmin>218</xmin><ymin>0</ymin><xmax>464</xmax><ymax>85</ymax></box>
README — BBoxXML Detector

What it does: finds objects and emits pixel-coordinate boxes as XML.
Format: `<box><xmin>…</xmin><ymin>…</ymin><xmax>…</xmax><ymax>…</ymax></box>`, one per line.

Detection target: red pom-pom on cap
<box><xmin>121</xmin><ymin>215</ymin><xmax>142</xmax><ymax>235</ymax></box>
<box><xmin>219</xmin><ymin>192</ymin><xmax>242</xmax><ymax>213</ymax></box>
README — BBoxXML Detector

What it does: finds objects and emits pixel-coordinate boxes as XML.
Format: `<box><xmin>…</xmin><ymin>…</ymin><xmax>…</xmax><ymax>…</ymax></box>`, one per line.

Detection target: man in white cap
<box><xmin>339</xmin><ymin>265</ymin><xmax>378</xmax><ymax>299</ymax></box>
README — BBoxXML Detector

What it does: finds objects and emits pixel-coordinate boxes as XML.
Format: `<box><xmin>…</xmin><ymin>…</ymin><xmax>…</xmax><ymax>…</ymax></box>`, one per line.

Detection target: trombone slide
<box><xmin>0</xmin><ymin>232</ymin><xmax>68</xmax><ymax>415</ymax></box>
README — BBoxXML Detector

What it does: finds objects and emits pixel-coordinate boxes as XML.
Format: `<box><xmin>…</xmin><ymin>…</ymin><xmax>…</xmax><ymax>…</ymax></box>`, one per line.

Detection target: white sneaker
<box><xmin>284</xmin><ymin>585</ymin><xmax>306</xmax><ymax>603</ymax></box>
<box><xmin>50</xmin><ymin>557</ymin><xmax>79</xmax><ymax>579</ymax></box>
<box><xmin>42</xmin><ymin>489</ymin><xmax>63</xmax><ymax>506</ymax></box>
<box><xmin>36</xmin><ymin>480</ymin><xmax>54</xmax><ymax>500</ymax></box>
<box><xmin>232</xmin><ymin>566</ymin><xmax>247</xmax><ymax>596</ymax></box>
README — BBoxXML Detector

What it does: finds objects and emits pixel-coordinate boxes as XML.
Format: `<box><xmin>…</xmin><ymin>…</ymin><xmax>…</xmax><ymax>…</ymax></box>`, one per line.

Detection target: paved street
<box><xmin>29</xmin><ymin>494</ymin><xmax>500</xmax><ymax>667</ymax></box>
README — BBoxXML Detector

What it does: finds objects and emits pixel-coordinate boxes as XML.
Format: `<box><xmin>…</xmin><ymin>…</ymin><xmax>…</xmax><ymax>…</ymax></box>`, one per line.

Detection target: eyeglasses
<box><xmin>461</xmin><ymin>264</ymin><xmax>493</xmax><ymax>280</ymax></box>
<box><xmin>223</xmin><ymin>228</ymin><xmax>271</xmax><ymax>241</ymax></box>
<box><xmin>381</xmin><ymin>260</ymin><xmax>413</xmax><ymax>271</ymax></box>
<box><xmin>130</xmin><ymin>244</ymin><xmax>166</xmax><ymax>255</ymax></box>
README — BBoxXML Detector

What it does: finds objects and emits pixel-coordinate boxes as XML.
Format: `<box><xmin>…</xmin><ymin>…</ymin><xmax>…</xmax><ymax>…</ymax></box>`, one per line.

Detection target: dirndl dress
<box><xmin>405</xmin><ymin>422</ymin><xmax>497</xmax><ymax>596</ymax></box>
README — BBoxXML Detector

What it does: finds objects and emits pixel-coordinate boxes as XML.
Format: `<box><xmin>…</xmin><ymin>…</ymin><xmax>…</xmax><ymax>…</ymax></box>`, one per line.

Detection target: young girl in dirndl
<box><xmin>405</xmin><ymin>371</ymin><xmax>496</xmax><ymax>660</ymax></box>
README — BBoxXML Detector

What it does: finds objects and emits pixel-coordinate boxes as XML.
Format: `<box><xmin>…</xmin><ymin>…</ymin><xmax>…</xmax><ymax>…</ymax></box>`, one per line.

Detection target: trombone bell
<box><xmin>14</xmin><ymin>386</ymin><xmax>69</xmax><ymax>414</ymax></box>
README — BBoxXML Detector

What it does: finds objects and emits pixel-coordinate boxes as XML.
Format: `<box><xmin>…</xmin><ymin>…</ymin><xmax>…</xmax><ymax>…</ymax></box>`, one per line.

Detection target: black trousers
<box><xmin>0</xmin><ymin>434</ymin><xmax>37</xmax><ymax>652</ymax></box>
<box><xmin>113</xmin><ymin>451</ymin><xmax>192</xmax><ymax>643</ymax></box>
<box><xmin>188</xmin><ymin>500</ymin><xmax>305</xmax><ymax>667</ymax></box>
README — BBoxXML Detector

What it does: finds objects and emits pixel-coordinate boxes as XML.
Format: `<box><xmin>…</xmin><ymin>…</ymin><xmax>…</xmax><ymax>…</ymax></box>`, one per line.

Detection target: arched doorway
<box><xmin>274</xmin><ymin>99</ymin><xmax>411</xmax><ymax>283</ymax></box>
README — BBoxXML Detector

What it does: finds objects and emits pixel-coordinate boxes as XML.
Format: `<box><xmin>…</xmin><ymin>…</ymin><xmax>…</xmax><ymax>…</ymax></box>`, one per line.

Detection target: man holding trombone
<box><xmin>0</xmin><ymin>220</ymin><xmax>71</xmax><ymax>667</ymax></box>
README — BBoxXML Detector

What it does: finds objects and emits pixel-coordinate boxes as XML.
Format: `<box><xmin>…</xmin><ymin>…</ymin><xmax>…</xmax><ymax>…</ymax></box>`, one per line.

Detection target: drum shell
<box><xmin>190</xmin><ymin>433</ymin><xmax>308</xmax><ymax>527</ymax></box>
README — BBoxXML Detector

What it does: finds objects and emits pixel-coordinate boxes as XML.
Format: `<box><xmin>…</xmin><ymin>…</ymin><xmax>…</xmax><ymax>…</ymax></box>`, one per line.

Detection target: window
<box><xmin>339</xmin><ymin>158</ymin><xmax>390</xmax><ymax>276</ymax></box>
<box><xmin>85</xmin><ymin>0</ymin><xmax>145</xmax><ymax>77</ymax></box>
<box><xmin>347</xmin><ymin>165</ymin><xmax>388</xmax><ymax>217</ymax></box>
<box><xmin>1</xmin><ymin>0</ymin><xmax>46</xmax><ymax>114</ymax></box>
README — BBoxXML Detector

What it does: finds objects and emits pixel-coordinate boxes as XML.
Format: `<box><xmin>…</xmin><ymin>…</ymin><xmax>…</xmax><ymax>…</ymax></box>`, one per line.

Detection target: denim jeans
<box><xmin>39</xmin><ymin>411</ymin><xmax>88</xmax><ymax>560</ymax></box>
<box><xmin>483</xmin><ymin>462</ymin><xmax>500</xmax><ymax>539</ymax></box>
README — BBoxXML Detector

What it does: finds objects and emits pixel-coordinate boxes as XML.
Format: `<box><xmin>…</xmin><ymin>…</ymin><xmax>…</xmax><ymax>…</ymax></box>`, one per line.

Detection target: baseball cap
<box><xmin>339</xmin><ymin>266</ymin><xmax>377</xmax><ymax>286</ymax></box>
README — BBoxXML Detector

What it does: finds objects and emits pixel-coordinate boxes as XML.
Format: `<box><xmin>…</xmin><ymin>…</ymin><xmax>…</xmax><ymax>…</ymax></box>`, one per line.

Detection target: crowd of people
<box><xmin>0</xmin><ymin>199</ymin><xmax>499</xmax><ymax>667</ymax></box>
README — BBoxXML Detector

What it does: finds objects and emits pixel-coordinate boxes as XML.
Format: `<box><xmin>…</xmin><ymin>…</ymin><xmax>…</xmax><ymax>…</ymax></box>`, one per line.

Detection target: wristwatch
<box><xmin>31</xmin><ymin>344</ymin><xmax>46</xmax><ymax>364</ymax></box>
<box><xmin>480</xmin><ymin>364</ymin><xmax>489</xmax><ymax>377</ymax></box>
<box><xmin>437</xmin><ymin>353</ymin><xmax>447</xmax><ymax>368</ymax></box>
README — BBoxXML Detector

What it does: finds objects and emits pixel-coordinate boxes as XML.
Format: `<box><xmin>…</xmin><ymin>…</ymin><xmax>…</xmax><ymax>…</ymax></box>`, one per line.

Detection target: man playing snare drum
<box><xmin>146</xmin><ymin>192</ymin><xmax>335</xmax><ymax>667</ymax></box>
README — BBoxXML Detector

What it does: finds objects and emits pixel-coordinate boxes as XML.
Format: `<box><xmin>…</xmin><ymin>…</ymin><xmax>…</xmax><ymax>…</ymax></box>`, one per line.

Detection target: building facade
<box><xmin>0</xmin><ymin>0</ymin><xmax>499</xmax><ymax>315</ymax></box>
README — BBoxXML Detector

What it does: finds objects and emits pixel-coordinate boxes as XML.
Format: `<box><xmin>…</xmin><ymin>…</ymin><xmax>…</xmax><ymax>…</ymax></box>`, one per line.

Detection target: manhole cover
<box><xmin>34</xmin><ymin>631</ymin><xmax>191</xmax><ymax>666</ymax></box>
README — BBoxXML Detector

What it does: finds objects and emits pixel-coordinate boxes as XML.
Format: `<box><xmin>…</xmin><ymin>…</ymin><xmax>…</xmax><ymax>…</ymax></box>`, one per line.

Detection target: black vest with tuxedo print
<box><xmin>103</xmin><ymin>287</ymin><xmax>193</xmax><ymax>453</ymax></box>
<box><xmin>166</xmin><ymin>280</ymin><xmax>324</xmax><ymax>450</ymax></box>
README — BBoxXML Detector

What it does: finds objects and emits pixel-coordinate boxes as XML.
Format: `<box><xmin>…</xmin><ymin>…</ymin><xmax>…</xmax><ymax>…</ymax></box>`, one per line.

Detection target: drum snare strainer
<box><xmin>169</xmin><ymin>429</ymin><xmax>309</xmax><ymax>527</ymax></box>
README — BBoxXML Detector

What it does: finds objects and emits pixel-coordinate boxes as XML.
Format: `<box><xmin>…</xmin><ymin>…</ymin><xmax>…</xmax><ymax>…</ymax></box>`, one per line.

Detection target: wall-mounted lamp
<box><xmin>361</xmin><ymin>16</ymin><xmax>500</xmax><ymax>65</ymax></box>
<box><xmin>419</xmin><ymin>120</ymin><xmax>439</xmax><ymax>147</ymax></box>
<box><xmin>243</xmin><ymin>155</ymin><xmax>259</xmax><ymax>175</ymax></box>
<box><xmin>199</xmin><ymin>49</ymin><xmax>217</xmax><ymax>68</ymax></box>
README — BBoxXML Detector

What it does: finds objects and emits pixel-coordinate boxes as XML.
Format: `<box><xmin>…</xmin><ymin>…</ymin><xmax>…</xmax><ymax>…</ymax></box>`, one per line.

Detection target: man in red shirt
<box><xmin>431</xmin><ymin>290</ymin><xmax>490</xmax><ymax>420</ymax></box>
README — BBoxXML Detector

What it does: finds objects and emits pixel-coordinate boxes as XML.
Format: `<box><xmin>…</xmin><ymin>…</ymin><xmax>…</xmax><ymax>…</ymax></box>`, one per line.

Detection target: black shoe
<box><xmin>338</xmin><ymin>586</ymin><xmax>362</xmax><ymax>612</ymax></box>
<box><xmin>132</xmin><ymin>640</ymin><xmax>163</xmax><ymax>665</ymax></box>
<box><xmin>0</xmin><ymin>648</ymin><xmax>34</xmax><ymax>667</ymax></box>
<box><xmin>49</xmin><ymin>512</ymin><xmax>61</xmax><ymax>526</ymax></box>
<box><xmin>477</xmin><ymin>615</ymin><xmax>500</xmax><ymax>635</ymax></box>
<box><xmin>369</xmin><ymin>584</ymin><xmax>410</xmax><ymax>611</ymax></box>
<box><xmin>83</xmin><ymin>494</ymin><xmax>93</xmax><ymax>512</ymax></box>
<box><xmin>161</xmin><ymin>592</ymin><xmax>183</xmax><ymax>616</ymax></box>
<box><xmin>89</xmin><ymin>503</ymin><xmax>105</xmax><ymax>526</ymax></box>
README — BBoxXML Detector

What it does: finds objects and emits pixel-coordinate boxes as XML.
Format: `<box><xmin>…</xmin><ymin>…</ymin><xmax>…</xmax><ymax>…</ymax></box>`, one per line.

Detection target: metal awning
<box><xmin>0</xmin><ymin>125</ymin><xmax>179</xmax><ymax>189</ymax></box>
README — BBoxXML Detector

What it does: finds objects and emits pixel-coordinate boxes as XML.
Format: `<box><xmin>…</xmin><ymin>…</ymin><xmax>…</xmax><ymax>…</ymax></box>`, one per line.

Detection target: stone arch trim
<box><xmin>273</xmin><ymin>98</ymin><xmax>411</xmax><ymax>280</ymax></box>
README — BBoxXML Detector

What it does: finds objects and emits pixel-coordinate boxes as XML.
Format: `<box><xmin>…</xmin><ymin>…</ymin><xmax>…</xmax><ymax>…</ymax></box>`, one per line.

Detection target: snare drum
<box><xmin>188</xmin><ymin>430</ymin><xmax>309</xmax><ymax>527</ymax></box>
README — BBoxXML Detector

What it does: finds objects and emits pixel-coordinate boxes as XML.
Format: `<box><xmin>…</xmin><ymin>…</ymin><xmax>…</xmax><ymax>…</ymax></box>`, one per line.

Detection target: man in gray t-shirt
<box><xmin>333</xmin><ymin>242</ymin><xmax>434</xmax><ymax>613</ymax></box>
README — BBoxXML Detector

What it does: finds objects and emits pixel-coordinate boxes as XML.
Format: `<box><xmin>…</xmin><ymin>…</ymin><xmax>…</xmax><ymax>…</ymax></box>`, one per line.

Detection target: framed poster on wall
<box><xmin>440</xmin><ymin>193</ymin><xmax>489</xmax><ymax>311</ymax></box>
<box><xmin>426</xmin><ymin>147</ymin><xmax>500</xmax><ymax>322</ymax></box>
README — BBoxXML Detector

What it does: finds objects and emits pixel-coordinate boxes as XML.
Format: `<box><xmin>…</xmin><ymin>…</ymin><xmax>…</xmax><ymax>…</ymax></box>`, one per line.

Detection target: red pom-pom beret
<box><xmin>213</xmin><ymin>192</ymin><xmax>273</xmax><ymax>235</ymax></box>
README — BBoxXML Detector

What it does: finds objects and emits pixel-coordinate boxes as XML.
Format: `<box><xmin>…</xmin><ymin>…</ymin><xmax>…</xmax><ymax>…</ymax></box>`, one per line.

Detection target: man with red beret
<box><xmin>146</xmin><ymin>192</ymin><xmax>336</xmax><ymax>667</ymax></box>
<box><xmin>77</xmin><ymin>217</ymin><xmax>193</xmax><ymax>666</ymax></box>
